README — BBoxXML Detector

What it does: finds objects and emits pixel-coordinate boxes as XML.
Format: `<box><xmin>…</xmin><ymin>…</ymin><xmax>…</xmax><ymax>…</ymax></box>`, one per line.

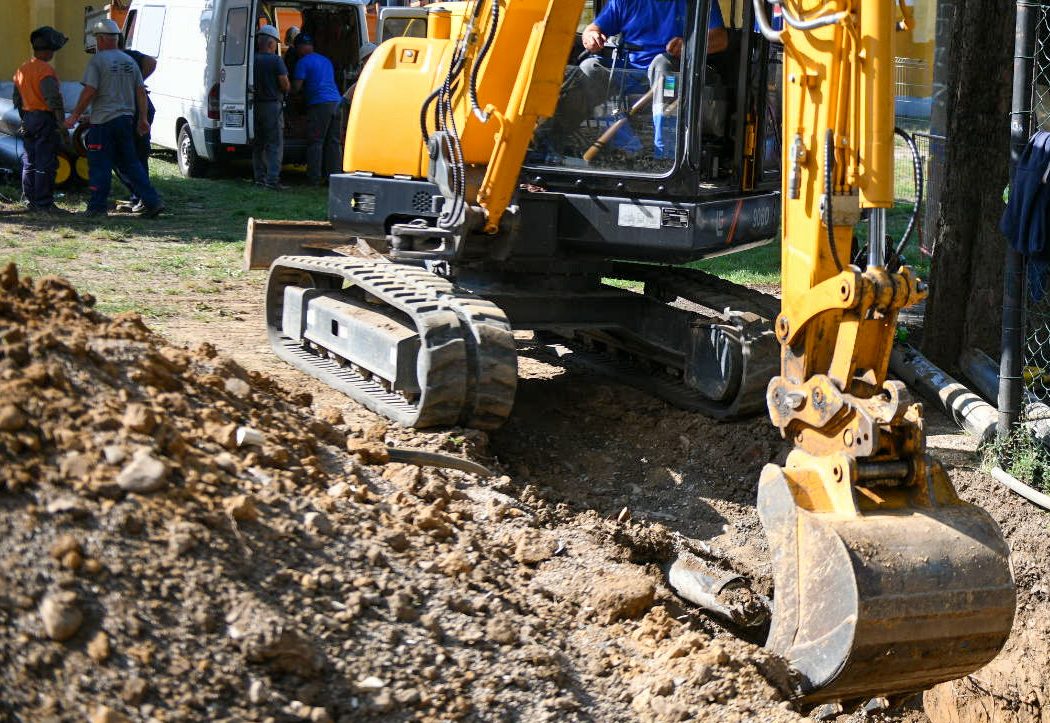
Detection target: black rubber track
<box><xmin>265</xmin><ymin>257</ymin><xmax>517</xmax><ymax>430</ymax></box>
<box><xmin>549</xmin><ymin>264</ymin><xmax>780</xmax><ymax>421</ymax></box>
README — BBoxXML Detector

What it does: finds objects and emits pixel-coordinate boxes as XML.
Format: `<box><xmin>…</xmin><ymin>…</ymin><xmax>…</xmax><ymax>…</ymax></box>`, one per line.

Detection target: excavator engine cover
<box><xmin>758</xmin><ymin>466</ymin><xmax>1015</xmax><ymax>704</ymax></box>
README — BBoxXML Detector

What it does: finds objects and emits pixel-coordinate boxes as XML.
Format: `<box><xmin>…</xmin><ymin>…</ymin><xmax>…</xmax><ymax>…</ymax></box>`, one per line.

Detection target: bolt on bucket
<box><xmin>758</xmin><ymin>464</ymin><xmax>1015</xmax><ymax>705</ymax></box>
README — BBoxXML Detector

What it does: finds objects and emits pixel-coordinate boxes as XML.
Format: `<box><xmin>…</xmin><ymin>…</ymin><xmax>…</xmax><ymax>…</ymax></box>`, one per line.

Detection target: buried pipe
<box><xmin>890</xmin><ymin>344</ymin><xmax>998</xmax><ymax>442</ymax></box>
<box><xmin>668</xmin><ymin>553</ymin><xmax>770</xmax><ymax>627</ymax></box>
<box><xmin>990</xmin><ymin>466</ymin><xmax>1050</xmax><ymax>511</ymax></box>
<box><xmin>959</xmin><ymin>347</ymin><xmax>1050</xmax><ymax>444</ymax></box>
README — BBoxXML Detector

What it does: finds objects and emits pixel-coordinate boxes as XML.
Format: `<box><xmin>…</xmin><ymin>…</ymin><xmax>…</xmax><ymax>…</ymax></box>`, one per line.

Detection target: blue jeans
<box><xmin>86</xmin><ymin>115</ymin><xmax>161</xmax><ymax>213</ymax></box>
<box><xmin>116</xmin><ymin>101</ymin><xmax>155</xmax><ymax>203</ymax></box>
<box><xmin>253</xmin><ymin>100</ymin><xmax>284</xmax><ymax>185</ymax></box>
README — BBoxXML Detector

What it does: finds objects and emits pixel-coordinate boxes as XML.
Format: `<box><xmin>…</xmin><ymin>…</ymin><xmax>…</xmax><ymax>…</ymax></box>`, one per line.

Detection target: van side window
<box><xmin>224</xmin><ymin>7</ymin><xmax>249</xmax><ymax>66</ymax></box>
<box><xmin>135</xmin><ymin>5</ymin><xmax>166</xmax><ymax>56</ymax></box>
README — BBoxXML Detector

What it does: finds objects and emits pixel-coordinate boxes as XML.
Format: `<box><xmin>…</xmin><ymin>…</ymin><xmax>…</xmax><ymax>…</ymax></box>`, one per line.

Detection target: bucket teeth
<box><xmin>758</xmin><ymin>464</ymin><xmax>1015</xmax><ymax>704</ymax></box>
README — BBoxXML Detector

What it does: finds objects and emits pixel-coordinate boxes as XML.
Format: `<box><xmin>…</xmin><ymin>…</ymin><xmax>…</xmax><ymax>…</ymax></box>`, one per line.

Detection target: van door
<box><xmin>219</xmin><ymin>0</ymin><xmax>252</xmax><ymax>145</ymax></box>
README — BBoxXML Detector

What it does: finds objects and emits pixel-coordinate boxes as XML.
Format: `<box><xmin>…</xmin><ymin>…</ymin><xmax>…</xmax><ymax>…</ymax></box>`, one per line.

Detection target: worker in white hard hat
<box><xmin>253</xmin><ymin>24</ymin><xmax>290</xmax><ymax>190</ymax></box>
<box><xmin>65</xmin><ymin>19</ymin><xmax>164</xmax><ymax>217</ymax></box>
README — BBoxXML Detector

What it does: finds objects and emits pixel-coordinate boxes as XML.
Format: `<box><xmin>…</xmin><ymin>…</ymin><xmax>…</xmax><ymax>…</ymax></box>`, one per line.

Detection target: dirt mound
<box><xmin>924</xmin><ymin>468</ymin><xmax>1050</xmax><ymax>723</ymax></box>
<box><xmin>0</xmin><ymin>264</ymin><xmax>801</xmax><ymax>722</ymax></box>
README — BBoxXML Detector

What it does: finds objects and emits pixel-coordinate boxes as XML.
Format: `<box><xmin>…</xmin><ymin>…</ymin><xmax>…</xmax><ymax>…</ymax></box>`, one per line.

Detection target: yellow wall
<box><xmin>2</xmin><ymin>1</ymin><xmax>106</xmax><ymax>84</ymax></box>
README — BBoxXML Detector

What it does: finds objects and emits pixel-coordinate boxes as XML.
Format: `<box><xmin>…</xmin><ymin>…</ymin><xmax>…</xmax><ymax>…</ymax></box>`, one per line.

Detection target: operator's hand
<box><xmin>137</xmin><ymin>117</ymin><xmax>150</xmax><ymax>136</ymax></box>
<box><xmin>666</xmin><ymin>37</ymin><xmax>684</xmax><ymax>58</ymax></box>
<box><xmin>63</xmin><ymin>114</ymin><xmax>78</xmax><ymax>130</ymax></box>
<box><xmin>582</xmin><ymin>25</ymin><xmax>607</xmax><ymax>54</ymax></box>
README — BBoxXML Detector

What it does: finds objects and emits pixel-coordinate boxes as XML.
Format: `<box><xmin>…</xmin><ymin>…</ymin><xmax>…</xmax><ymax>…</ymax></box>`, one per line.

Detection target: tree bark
<box><xmin>921</xmin><ymin>0</ymin><xmax>1014</xmax><ymax>369</ymax></box>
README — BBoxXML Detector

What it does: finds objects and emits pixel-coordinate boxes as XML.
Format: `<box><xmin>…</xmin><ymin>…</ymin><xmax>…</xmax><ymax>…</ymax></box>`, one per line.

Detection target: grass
<box><xmin>983</xmin><ymin>426</ymin><xmax>1050</xmax><ymax>492</ymax></box>
<box><xmin>2</xmin><ymin>151</ymin><xmax>933</xmax><ymax>321</ymax></box>
<box><xmin>0</xmin><ymin>153</ymin><xmax>328</xmax><ymax>323</ymax></box>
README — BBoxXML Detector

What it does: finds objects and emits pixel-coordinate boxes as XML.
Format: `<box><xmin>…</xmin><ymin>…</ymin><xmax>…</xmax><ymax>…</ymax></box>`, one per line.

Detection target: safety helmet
<box><xmin>294</xmin><ymin>32</ymin><xmax>314</xmax><ymax>47</ymax></box>
<box><xmin>91</xmin><ymin>19</ymin><xmax>122</xmax><ymax>36</ymax></box>
<box><xmin>30</xmin><ymin>26</ymin><xmax>68</xmax><ymax>51</ymax></box>
<box><xmin>284</xmin><ymin>25</ymin><xmax>300</xmax><ymax>44</ymax></box>
<box><xmin>257</xmin><ymin>24</ymin><xmax>281</xmax><ymax>42</ymax></box>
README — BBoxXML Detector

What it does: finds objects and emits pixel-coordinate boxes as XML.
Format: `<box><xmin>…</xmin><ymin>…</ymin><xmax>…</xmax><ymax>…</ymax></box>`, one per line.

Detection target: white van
<box><xmin>121</xmin><ymin>0</ymin><xmax>373</xmax><ymax>176</ymax></box>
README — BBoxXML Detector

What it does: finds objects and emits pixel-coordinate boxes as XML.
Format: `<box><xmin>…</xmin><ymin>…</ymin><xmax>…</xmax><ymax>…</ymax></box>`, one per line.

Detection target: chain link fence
<box><xmin>994</xmin><ymin>0</ymin><xmax>1050</xmax><ymax>487</ymax></box>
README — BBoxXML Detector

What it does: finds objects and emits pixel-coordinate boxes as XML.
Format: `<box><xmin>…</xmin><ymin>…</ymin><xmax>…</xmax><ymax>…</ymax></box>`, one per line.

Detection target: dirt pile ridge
<box><xmin>0</xmin><ymin>262</ymin><xmax>803</xmax><ymax>722</ymax></box>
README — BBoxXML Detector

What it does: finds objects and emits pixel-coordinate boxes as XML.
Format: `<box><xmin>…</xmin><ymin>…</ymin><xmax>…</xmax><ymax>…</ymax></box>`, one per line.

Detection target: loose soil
<box><xmin>0</xmin><ymin>192</ymin><xmax>1045</xmax><ymax>722</ymax></box>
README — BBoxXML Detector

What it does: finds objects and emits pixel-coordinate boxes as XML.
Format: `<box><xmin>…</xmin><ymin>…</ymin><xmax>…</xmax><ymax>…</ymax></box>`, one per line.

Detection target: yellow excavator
<box><xmin>250</xmin><ymin>0</ymin><xmax>1016</xmax><ymax>706</ymax></box>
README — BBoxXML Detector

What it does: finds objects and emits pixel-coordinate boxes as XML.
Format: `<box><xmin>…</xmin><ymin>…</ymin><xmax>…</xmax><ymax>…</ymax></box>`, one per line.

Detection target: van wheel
<box><xmin>177</xmin><ymin>125</ymin><xmax>207</xmax><ymax>178</ymax></box>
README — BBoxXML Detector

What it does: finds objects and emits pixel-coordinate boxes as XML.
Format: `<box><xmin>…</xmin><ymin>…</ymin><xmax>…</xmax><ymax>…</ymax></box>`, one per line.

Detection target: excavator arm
<box><xmin>756</xmin><ymin>0</ymin><xmax>1015</xmax><ymax>704</ymax></box>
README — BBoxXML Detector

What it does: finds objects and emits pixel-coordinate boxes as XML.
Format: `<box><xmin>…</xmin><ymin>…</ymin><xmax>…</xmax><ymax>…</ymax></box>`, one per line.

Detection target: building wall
<box><xmin>2</xmin><ymin>1</ymin><xmax>122</xmax><ymax>85</ymax></box>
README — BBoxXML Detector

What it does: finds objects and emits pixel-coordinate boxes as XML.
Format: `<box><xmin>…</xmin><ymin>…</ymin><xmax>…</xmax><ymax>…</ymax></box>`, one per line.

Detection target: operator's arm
<box><xmin>706</xmin><ymin>26</ymin><xmax>728</xmax><ymax>54</ymax></box>
<box><xmin>706</xmin><ymin>0</ymin><xmax>728</xmax><ymax>55</ymax></box>
<box><xmin>584</xmin><ymin>0</ymin><xmax>623</xmax><ymax>53</ymax></box>
<box><xmin>11</xmin><ymin>84</ymin><xmax>22</xmax><ymax>114</ymax></box>
<box><xmin>65</xmin><ymin>85</ymin><xmax>97</xmax><ymax>128</ymax></box>
<box><xmin>139</xmin><ymin>54</ymin><xmax>158</xmax><ymax>80</ymax></box>
<box><xmin>582</xmin><ymin>23</ymin><xmax>608</xmax><ymax>53</ymax></box>
<box><xmin>277</xmin><ymin>56</ymin><xmax>291</xmax><ymax>94</ymax></box>
<box><xmin>40</xmin><ymin>75</ymin><xmax>65</xmax><ymax>125</ymax></box>
<box><xmin>136</xmin><ymin>84</ymin><xmax>151</xmax><ymax>135</ymax></box>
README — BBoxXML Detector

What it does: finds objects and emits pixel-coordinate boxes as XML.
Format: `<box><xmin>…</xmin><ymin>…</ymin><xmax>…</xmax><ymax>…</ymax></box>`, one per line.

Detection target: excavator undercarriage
<box><xmin>250</xmin><ymin>0</ymin><xmax>1015</xmax><ymax>707</ymax></box>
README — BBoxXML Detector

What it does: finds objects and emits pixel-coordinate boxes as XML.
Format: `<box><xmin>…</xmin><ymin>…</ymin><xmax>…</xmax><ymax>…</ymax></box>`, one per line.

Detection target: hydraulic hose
<box><xmin>469</xmin><ymin>0</ymin><xmax>500</xmax><ymax>123</ymax></box>
<box><xmin>774</xmin><ymin>0</ymin><xmax>850</xmax><ymax>31</ymax></box>
<box><xmin>825</xmin><ymin>129</ymin><xmax>844</xmax><ymax>272</ymax></box>
<box><xmin>891</xmin><ymin>126</ymin><xmax>923</xmax><ymax>271</ymax></box>
<box><xmin>752</xmin><ymin>0</ymin><xmax>783</xmax><ymax>42</ymax></box>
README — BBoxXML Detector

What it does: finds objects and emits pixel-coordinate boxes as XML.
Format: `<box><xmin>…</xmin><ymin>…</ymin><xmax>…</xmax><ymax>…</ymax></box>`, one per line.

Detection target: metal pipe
<box><xmin>999</xmin><ymin>0</ymin><xmax>1038</xmax><ymax>436</ymax></box>
<box><xmin>669</xmin><ymin>554</ymin><xmax>770</xmax><ymax>627</ymax></box>
<box><xmin>868</xmin><ymin>208</ymin><xmax>887</xmax><ymax>268</ymax></box>
<box><xmin>855</xmin><ymin>460</ymin><xmax>910</xmax><ymax>482</ymax></box>
<box><xmin>752</xmin><ymin>0</ymin><xmax>783</xmax><ymax>43</ymax></box>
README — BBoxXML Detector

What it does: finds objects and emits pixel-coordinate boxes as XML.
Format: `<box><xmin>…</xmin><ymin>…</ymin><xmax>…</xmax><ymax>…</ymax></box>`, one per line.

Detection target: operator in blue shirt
<box><xmin>291</xmin><ymin>33</ymin><xmax>343</xmax><ymax>185</ymax></box>
<box><xmin>539</xmin><ymin>0</ymin><xmax>727</xmax><ymax>161</ymax></box>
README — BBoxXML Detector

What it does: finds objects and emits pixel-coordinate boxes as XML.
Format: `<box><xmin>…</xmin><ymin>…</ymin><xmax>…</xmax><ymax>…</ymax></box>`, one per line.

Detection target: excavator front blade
<box><xmin>758</xmin><ymin>465</ymin><xmax>1016</xmax><ymax>705</ymax></box>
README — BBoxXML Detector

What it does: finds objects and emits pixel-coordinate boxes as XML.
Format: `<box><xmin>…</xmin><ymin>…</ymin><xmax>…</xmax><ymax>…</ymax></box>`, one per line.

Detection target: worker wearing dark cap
<box><xmin>12</xmin><ymin>26</ymin><xmax>69</xmax><ymax>214</ymax></box>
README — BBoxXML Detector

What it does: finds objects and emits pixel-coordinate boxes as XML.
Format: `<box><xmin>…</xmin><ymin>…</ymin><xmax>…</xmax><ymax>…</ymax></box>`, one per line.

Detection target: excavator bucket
<box><xmin>758</xmin><ymin>465</ymin><xmax>1016</xmax><ymax>705</ymax></box>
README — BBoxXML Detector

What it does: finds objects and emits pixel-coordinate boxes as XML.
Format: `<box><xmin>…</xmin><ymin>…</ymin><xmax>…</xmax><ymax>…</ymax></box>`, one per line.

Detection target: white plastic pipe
<box><xmin>890</xmin><ymin>345</ymin><xmax>998</xmax><ymax>442</ymax></box>
<box><xmin>990</xmin><ymin>466</ymin><xmax>1050</xmax><ymax>511</ymax></box>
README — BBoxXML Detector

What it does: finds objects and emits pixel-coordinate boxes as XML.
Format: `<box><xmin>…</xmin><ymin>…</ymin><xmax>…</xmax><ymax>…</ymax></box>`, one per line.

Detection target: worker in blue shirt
<box><xmin>291</xmin><ymin>33</ymin><xmax>343</xmax><ymax>185</ymax></box>
<box><xmin>538</xmin><ymin>0</ymin><xmax>727</xmax><ymax>161</ymax></box>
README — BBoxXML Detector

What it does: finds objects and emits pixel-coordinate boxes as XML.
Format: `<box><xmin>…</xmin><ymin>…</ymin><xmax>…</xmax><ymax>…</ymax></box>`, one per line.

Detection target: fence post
<box><xmin>998</xmin><ymin>0</ymin><xmax>1037</xmax><ymax>436</ymax></box>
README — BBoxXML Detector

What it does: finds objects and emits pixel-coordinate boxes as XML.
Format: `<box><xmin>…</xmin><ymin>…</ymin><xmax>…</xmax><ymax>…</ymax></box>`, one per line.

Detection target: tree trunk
<box><xmin>921</xmin><ymin>0</ymin><xmax>1014</xmax><ymax>369</ymax></box>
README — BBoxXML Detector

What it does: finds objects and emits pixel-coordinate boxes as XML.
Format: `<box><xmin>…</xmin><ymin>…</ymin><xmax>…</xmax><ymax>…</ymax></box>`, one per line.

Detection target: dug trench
<box><xmin>0</xmin><ymin>262</ymin><xmax>1044</xmax><ymax>723</ymax></box>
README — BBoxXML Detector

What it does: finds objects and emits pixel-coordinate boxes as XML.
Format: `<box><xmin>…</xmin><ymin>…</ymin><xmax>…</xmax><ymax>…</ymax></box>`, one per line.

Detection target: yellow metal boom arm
<box><xmin>757</xmin><ymin>0</ymin><xmax>1015</xmax><ymax>703</ymax></box>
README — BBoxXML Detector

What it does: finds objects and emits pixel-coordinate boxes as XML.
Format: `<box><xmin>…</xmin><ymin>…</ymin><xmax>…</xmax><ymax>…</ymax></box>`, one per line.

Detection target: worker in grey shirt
<box><xmin>253</xmin><ymin>25</ymin><xmax>290</xmax><ymax>190</ymax></box>
<box><xmin>65</xmin><ymin>19</ymin><xmax>163</xmax><ymax>218</ymax></box>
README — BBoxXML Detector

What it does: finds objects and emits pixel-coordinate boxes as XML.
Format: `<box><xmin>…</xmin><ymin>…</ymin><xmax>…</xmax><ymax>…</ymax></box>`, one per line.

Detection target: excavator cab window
<box><xmin>526</xmin><ymin>1</ymin><xmax>730</xmax><ymax>180</ymax></box>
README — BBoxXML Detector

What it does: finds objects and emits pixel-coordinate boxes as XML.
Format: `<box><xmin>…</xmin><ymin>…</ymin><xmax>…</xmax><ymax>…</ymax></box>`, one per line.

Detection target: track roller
<box><xmin>265</xmin><ymin>256</ymin><xmax>517</xmax><ymax>430</ymax></box>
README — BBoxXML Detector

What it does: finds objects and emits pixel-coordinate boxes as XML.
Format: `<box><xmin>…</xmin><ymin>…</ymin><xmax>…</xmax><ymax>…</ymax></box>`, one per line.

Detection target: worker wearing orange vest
<box><xmin>12</xmin><ymin>26</ymin><xmax>69</xmax><ymax>214</ymax></box>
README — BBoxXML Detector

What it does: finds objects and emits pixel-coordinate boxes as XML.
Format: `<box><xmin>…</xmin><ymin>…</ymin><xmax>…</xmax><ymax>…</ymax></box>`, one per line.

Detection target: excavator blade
<box><xmin>757</xmin><ymin>466</ymin><xmax>1015</xmax><ymax>705</ymax></box>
